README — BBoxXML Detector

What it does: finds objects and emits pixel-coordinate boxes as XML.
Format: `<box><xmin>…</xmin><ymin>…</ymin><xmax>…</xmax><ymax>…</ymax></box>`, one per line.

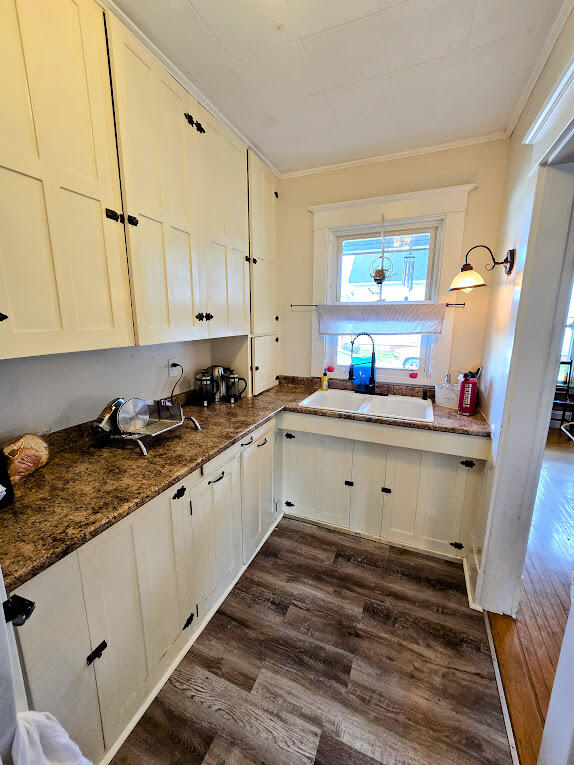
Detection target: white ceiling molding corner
<box><xmin>96</xmin><ymin>0</ymin><xmax>282</xmax><ymax>178</ymax></box>
<box><xmin>279</xmin><ymin>134</ymin><xmax>506</xmax><ymax>180</ymax></box>
<box><xmin>506</xmin><ymin>0</ymin><xmax>574</xmax><ymax>139</ymax></box>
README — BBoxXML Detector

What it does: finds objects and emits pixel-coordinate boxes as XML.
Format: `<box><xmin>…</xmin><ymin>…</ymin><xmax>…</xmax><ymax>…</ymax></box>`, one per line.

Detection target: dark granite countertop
<box><xmin>0</xmin><ymin>382</ymin><xmax>490</xmax><ymax>591</ymax></box>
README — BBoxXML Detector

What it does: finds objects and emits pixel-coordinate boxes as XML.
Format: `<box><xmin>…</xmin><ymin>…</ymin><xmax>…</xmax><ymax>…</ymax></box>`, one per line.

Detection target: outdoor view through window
<box><xmin>336</xmin><ymin>232</ymin><xmax>432</xmax><ymax>371</ymax></box>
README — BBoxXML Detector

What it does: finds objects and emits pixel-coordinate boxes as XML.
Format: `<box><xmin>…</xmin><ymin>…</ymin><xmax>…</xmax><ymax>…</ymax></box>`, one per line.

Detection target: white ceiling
<box><xmin>113</xmin><ymin>0</ymin><xmax>567</xmax><ymax>174</ymax></box>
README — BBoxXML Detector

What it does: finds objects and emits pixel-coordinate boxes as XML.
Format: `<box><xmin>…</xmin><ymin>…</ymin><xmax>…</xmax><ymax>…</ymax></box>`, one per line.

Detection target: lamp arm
<box><xmin>464</xmin><ymin>245</ymin><xmax>496</xmax><ymax>270</ymax></box>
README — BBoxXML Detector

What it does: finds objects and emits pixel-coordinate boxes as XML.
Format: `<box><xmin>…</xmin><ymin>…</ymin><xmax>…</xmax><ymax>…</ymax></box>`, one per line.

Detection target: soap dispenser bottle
<box><xmin>321</xmin><ymin>368</ymin><xmax>329</xmax><ymax>391</ymax></box>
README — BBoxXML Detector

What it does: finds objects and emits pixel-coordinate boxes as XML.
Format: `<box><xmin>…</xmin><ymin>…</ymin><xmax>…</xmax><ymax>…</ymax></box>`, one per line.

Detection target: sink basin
<box><xmin>298</xmin><ymin>389</ymin><xmax>434</xmax><ymax>423</ymax></box>
<box><xmin>299</xmin><ymin>389</ymin><xmax>366</xmax><ymax>412</ymax></box>
<box><xmin>361</xmin><ymin>395</ymin><xmax>433</xmax><ymax>422</ymax></box>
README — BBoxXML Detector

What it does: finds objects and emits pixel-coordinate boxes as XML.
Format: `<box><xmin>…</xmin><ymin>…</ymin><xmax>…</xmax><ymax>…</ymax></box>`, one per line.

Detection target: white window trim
<box><xmin>310</xmin><ymin>185</ymin><xmax>474</xmax><ymax>385</ymax></box>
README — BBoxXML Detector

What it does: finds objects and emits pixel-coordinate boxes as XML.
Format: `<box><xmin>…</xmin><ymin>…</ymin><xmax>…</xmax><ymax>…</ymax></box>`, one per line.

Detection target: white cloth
<box><xmin>316</xmin><ymin>302</ymin><xmax>446</xmax><ymax>335</ymax></box>
<box><xmin>11</xmin><ymin>712</ymin><xmax>91</xmax><ymax>765</ymax></box>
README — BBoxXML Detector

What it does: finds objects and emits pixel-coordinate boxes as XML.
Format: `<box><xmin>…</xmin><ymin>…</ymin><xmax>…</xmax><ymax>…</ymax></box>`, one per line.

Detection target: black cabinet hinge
<box><xmin>172</xmin><ymin>486</ymin><xmax>186</xmax><ymax>500</ymax></box>
<box><xmin>344</xmin><ymin>480</ymin><xmax>354</xmax><ymax>487</ymax></box>
<box><xmin>195</xmin><ymin>121</ymin><xmax>205</xmax><ymax>134</ymax></box>
<box><xmin>275</xmin><ymin>315</ymin><xmax>279</xmax><ymax>321</ymax></box>
<box><xmin>183</xmin><ymin>612</ymin><xmax>195</xmax><ymax>630</ymax></box>
<box><xmin>3</xmin><ymin>594</ymin><xmax>35</xmax><ymax>626</ymax></box>
<box><xmin>86</xmin><ymin>640</ymin><xmax>107</xmax><ymax>665</ymax></box>
<box><xmin>284</xmin><ymin>432</ymin><xmax>295</xmax><ymax>439</ymax></box>
<box><xmin>460</xmin><ymin>460</ymin><xmax>475</xmax><ymax>468</ymax></box>
<box><xmin>184</xmin><ymin>112</ymin><xmax>195</xmax><ymax>126</ymax></box>
<box><xmin>0</xmin><ymin>312</ymin><xmax>8</xmax><ymax>323</ymax></box>
<box><xmin>285</xmin><ymin>501</ymin><xmax>294</xmax><ymax>507</ymax></box>
<box><xmin>381</xmin><ymin>487</ymin><xmax>392</xmax><ymax>494</ymax></box>
<box><xmin>450</xmin><ymin>541</ymin><xmax>464</xmax><ymax>550</ymax></box>
<box><xmin>127</xmin><ymin>214</ymin><xmax>139</xmax><ymax>226</ymax></box>
<box><xmin>105</xmin><ymin>208</ymin><xmax>124</xmax><ymax>223</ymax></box>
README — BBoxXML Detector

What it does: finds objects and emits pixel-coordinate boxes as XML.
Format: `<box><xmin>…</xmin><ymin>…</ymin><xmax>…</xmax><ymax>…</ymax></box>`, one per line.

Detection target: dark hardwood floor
<box><xmin>489</xmin><ymin>432</ymin><xmax>574</xmax><ymax>764</ymax></box>
<box><xmin>113</xmin><ymin>518</ymin><xmax>511</xmax><ymax>764</ymax></box>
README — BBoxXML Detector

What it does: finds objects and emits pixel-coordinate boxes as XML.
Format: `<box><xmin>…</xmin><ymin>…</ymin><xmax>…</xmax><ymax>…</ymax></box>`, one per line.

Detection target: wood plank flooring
<box><xmin>113</xmin><ymin>518</ymin><xmax>511</xmax><ymax>765</ymax></box>
<box><xmin>489</xmin><ymin>432</ymin><xmax>574</xmax><ymax>765</ymax></box>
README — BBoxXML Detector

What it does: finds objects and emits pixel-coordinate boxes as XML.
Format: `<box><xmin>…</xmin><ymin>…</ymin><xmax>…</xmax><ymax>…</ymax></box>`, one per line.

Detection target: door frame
<box><xmin>477</xmin><ymin>162</ymin><xmax>574</xmax><ymax>614</ymax></box>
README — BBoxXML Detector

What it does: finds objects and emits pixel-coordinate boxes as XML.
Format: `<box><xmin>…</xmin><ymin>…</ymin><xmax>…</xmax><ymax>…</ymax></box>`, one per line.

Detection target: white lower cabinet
<box><xmin>280</xmin><ymin>429</ymin><xmax>484</xmax><ymax>558</ymax></box>
<box><xmin>240</xmin><ymin>429</ymin><xmax>275</xmax><ymax>562</ymax></box>
<box><xmin>14</xmin><ymin>554</ymin><xmax>105</xmax><ymax>764</ymax></box>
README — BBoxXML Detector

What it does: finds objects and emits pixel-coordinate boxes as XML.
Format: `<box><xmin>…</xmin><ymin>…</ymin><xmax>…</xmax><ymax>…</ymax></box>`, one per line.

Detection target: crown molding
<box><xmin>95</xmin><ymin>0</ymin><xmax>281</xmax><ymax>178</ymax></box>
<box><xmin>506</xmin><ymin>0</ymin><xmax>574</xmax><ymax>138</ymax></box>
<box><xmin>278</xmin><ymin>134</ymin><xmax>507</xmax><ymax>180</ymax></box>
<box><xmin>308</xmin><ymin>184</ymin><xmax>477</xmax><ymax>214</ymax></box>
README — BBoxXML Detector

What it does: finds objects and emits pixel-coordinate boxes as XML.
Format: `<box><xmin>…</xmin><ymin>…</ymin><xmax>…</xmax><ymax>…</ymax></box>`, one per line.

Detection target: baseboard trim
<box><xmin>484</xmin><ymin>612</ymin><xmax>520</xmax><ymax>765</ymax></box>
<box><xmin>98</xmin><ymin>511</ymin><xmax>284</xmax><ymax>765</ymax></box>
<box><xmin>463</xmin><ymin>556</ymin><xmax>483</xmax><ymax>612</ymax></box>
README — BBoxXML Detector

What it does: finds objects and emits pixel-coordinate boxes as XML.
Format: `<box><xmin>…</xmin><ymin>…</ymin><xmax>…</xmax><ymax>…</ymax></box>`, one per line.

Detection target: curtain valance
<box><xmin>316</xmin><ymin>303</ymin><xmax>446</xmax><ymax>335</ymax></box>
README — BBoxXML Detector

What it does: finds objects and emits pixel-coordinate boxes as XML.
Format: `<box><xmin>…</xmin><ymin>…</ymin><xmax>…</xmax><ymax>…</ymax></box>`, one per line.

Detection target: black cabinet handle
<box><xmin>205</xmin><ymin>312</ymin><xmax>214</xmax><ymax>321</ymax></box>
<box><xmin>381</xmin><ymin>487</ymin><xmax>392</xmax><ymax>494</ymax></box>
<box><xmin>208</xmin><ymin>471</ymin><xmax>225</xmax><ymax>485</ymax></box>
<box><xmin>105</xmin><ymin>208</ymin><xmax>123</xmax><ymax>222</ymax></box>
<box><xmin>245</xmin><ymin>255</ymin><xmax>251</xmax><ymax>262</ymax></box>
<box><xmin>275</xmin><ymin>337</ymin><xmax>279</xmax><ymax>342</ymax></box>
<box><xmin>0</xmin><ymin>312</ymin><xmax>8</xmax><ymax>322</ymax></box>
<box><xmin>344</xmin><ymin>480</ymin><xmax>354</xmax><ymax>486</ymax></box>
<box><xmin>285</xmin><ymin>501</ymin><xmax>294</xmax><ymax>507</ymax></box>
<box><xmin>127</xmin><ymin>214</ymin><xmax>139</xmax><ymax>226</ymax></box>
<box><xmin>184</xmin><ymin>112</ymin><xmax>194</xmax><ymax>125</ymax></box>
<box><xmin>3</xmin><ymin>594</ymin><xmax>35</xmax><ymax>626</ymax></box>
<box><xmin>172</xmin><ymin>486</ymin><xmax>186</xmax><ymax>500</ymax></box>
<box><xmin>195</xmin><ymin>121</ymin><xmax>205</xmax><ymax>134</ymax></box>
<box><xmin>275</xmin><ymin>315</ymin><xmax>279</xmax><ymax>321</ymax></box>
<box><xmin>284</xmin><ymin>432</ymin><xmax>295</xmax><ymax>439</ymax></box>
<box><xmin>460</xmin><ymin>460</ymin><xmax>475</xmax><ymax>468</ymax></box>
<box><xmin>252</xmin><ymin>258</ymin><xmax>257</xmax><ymax>264</ymax></box>
<box><xmin>257</xmin><ymin>438</ymin><xmax>268</xmax><ymax>448</ymax></box>
<box><xmin>240</xmin><ymin>437</ymin><xmax>253</xmax><ymax>447</ymax></box>
<box><xmin>255</xmin><ymin>365</ymin><xmax>259</xmax><ymax>371</ymax></box>
<box><xmin>195</xmin><ymin>312</ymin><xmax>205</xmax><ymax>321</ymax></box>
<box><xmin>86</xmin><ymin>640</ymin><xmax>107</xmax><ymax>665</ymax></box>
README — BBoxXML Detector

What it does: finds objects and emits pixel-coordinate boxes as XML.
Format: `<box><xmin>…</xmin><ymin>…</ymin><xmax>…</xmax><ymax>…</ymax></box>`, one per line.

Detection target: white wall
<box><xmin>276</xmin><ymin>139</ymin><xmax>509</xmax><ymax>379</ymax></box>
<box><xmin>0</xmin><ymin>340</ymin><xmax>213</xmax><ymax>441</ymax></box>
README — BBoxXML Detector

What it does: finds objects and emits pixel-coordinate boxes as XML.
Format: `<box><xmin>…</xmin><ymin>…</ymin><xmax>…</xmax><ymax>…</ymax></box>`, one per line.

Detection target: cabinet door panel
<box><xmin>259</xmin><ymin>434</ymin><xmax>275</xmax><ymax>534</ymax></box>
<box><xmin>241</xmin><ymin>440</ymin><xmax>262</xmax><ymax>562</ymax></box>
<box><xmin>381</xmin><ymin>447</ymin><xmax>422</xmax><ymax>546</ymax></box>
<box><xmin>15</xmin><ymin>554</ymin><xmax>104</xmax><ymax>764</ymax></box>
<box><xmin>252</xmin><ymin>259</ymin><xmax>276</xmax><ymax>335</ymax></box>
<box><xmin>252</xmin><ymin>334</ymin><xmax>277</xmax><ymax>395</ymax></box>
<box><xmin>133</xmin><ymin>491</ymin><xmax>185</xmax><ymax>680</ymax></box>
<box><xmin>204</xmin><ymin>240</ymin><xmax>229</xmax><ymax>336</ymax></box>
<box><xmin>188</xmin><ymin>478</ymin><xmax>218</xmax><ymax>616</ymax></box>
<box><xmin>315</xmin><ymin>436</ymin><xmax>352</xmax><ymax>527</ymax></box>
<box><xmin>227</xmin><ymin>246</ymin><xmax>250</xmax><ymax>333</ymax></box>
<box><xmin>0</xmin><ymin>0</ymin><xmax>133</xmax><ymax>359</ymax></box>
<box><xmin>212</xmin><ymin>466</ymin><xmax>238</xmax><ymax>593</ymax></box>
<box><xmin>78</xmin><ymin>520</ymin><xmax>150</xmax><ymax>748</ymax></box>
<box><xmin>351</xmin><ymin>441</ymin><xmax>387</xmax><ymax>537</ymax></box>
<box><xmin>108</xmin><ymin>17</ymin><xmax>202</xmax><ymax>345</ymax></box>
<box><xmin>281</xmin><ymin>430</ymin><xmax>319</xmax><ymax>517</ymax></box>
<box><xmin>416</xmin><ymin>453</ymin><xmax>467</xmax><ymax>555</ymax></box>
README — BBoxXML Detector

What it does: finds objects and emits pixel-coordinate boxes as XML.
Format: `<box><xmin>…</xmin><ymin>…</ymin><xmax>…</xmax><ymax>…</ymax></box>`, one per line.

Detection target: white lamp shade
<box><xmin>448</xmin><ymin>268</ymin><xmax>486</xmax><ymax>292</ymax></box>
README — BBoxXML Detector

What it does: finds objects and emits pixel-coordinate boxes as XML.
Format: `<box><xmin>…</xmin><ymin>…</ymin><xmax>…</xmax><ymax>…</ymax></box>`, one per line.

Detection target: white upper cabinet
<box><xmin>0</xmin><ymin>0</ymin><xmax>133</xmax><ymax>359</ymax></box>
<box><xmin>248</xmin><ymin>150</ymin><xmax>278</xmax><ymax>336</ymax></box>
<box><xmin>107</xmin><ymin>16</ymin><xmax>203</xmax><ymax>346</ymax></box>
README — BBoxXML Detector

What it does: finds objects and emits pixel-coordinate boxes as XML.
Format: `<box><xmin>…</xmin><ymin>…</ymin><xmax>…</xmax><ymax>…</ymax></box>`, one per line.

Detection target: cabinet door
<box><xmin>132</xmin><ymin>489</ymin><xmax>187</xmax><ymax>683</ymax></box>
<box><xmin>241</xmin><ymin>438</ymin><xmax>263</xmax><ymax>562</ymax></box>
<box><xmin>252</xmin><ymin>259</ymin><xmax>276</xmax><ymax>335</ymax></box>
<box><xmin>14</xmin><ymin>554</ymin><xmax>104</xmax><ymax>763</ymax></box>
<box><xmin>0</xmin><ymin>0</ymin><xmax>133</xmax><ymax>359</ymax></box>
<box><xmin>78</xmin><ymin>518</ymin><xmax>150</xmax><ymax>748</ymax></box>
<box><xmin>280</xmin><ymin>429</ymin><xmax>319</xmax><ymax>517</ymax></box>
<box><xmin>314</xmin><ymin>436</ymin><xmax>353</xmax><ymax>528</ymax></box>
<box><xmin>350</xmin><ymin>441</ymin><xmax>387</xmax><ymax>537</ymax></box>
<box><xmin>187</xmin><ymin>477</ymin><xmax>218</xmax><ymax>618</ymax></box>
<box><xmin>225</xmin><ymin>136</ymin><xmax>250</xmax><ymax>334</ymax></box>
<box><xmin>415</xmin><ymin>453</ymin><xmax>468</xmax><ymax>556</ymax></box>
<box><xmin>380</xmin><ymin>446</ymin><xmax>423</xmax><ymax>547</ymax></box>
<box><xmin>258</xmin><ymin>433</ymin><xmax>276</xmax><ymax>535</ymax></box>
<box><xmin>108</xmin><ymin>16</ymin><xmax>202</xmax><ymax>345</ymax></box>
<box><xmin>248</xmin><ymin>151</ymin><xmax>276</xmax><ymax>264</ymax></box>
<box><xmin>252</xmin><ymin>334</ymin><xmax>278</xmax><ymax>395</ymax></box>
<box><xmin>212</xmin><ymin>458</ymin><xmax>242</xmax><ymax>595</ymax></box>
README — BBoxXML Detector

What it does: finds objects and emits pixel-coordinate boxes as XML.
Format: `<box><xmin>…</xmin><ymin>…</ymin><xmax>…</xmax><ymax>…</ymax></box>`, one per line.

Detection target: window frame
<box><xmin>325</xmin><ymin>219</ymin><xmax>444</xmax><ymax>382</ymax></box>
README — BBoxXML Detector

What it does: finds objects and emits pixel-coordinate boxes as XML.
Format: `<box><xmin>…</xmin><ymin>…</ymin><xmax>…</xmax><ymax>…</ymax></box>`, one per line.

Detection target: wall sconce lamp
<box><xmin>449</xmin><ymin>245</ymin><xmax>516</xmax><ymax>293</ymax></box>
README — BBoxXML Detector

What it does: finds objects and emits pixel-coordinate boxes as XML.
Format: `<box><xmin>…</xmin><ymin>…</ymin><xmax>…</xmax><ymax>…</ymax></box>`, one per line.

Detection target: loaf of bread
<box><xmin>3</xmin><ymin>434</ymin><xmax>49</xmax><ymax>483</ymax></box>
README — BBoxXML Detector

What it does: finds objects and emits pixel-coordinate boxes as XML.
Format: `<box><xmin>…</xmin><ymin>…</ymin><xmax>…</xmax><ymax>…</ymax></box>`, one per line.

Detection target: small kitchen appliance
<box><xmin>195</xmin><ymin>369</ymin><xmax>219</xmax><ymax>406</ymax></box>
<box><xmin>221</xmin><ymin>369</ymin><xmax>247</xmax><ymax>403</ymax></box>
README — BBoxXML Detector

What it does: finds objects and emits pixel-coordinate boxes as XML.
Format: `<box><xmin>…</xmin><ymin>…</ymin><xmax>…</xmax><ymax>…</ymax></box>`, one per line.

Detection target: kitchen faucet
<box><xmin>348</xmin><ymin>332</ymin><xmax>376</xmax><ymax>394</ymax></box>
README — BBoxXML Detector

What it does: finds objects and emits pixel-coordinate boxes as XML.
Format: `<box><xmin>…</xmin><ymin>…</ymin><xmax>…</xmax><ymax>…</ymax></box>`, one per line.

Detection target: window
<box><xmin>558</xmin><ymin>281</ymin><xmax>574</xmax><ymax>384</ymax></box>
<box><xmin>328</xmin><ymin>224</ymin><xmax>441</xmax><ymax>376</ymax></box>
